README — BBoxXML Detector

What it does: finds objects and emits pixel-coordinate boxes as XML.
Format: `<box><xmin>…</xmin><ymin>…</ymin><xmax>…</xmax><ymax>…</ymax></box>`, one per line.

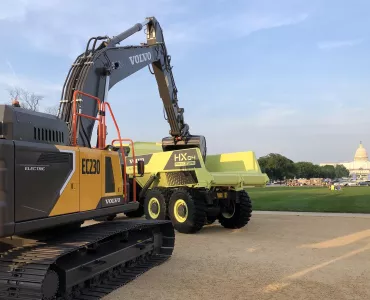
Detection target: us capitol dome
<box><xmin>319</xmin><ymin>141</ymin><xmax>370</xmax><ymax>180</ymax></box>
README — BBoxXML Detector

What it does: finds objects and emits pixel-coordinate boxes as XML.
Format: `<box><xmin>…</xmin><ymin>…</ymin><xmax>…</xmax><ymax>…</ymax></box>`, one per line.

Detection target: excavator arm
<box><xmin>58</xmin><ymin>17</ymin><xmax>206</xmax><ymax>159</ymax></box>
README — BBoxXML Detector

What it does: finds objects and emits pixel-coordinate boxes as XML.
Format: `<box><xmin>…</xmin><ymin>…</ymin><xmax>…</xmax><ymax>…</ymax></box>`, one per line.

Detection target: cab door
<box><xmin>99</xmin><ymin>151</ymin><xmax>124</xmax><ymax>208</ymax></box>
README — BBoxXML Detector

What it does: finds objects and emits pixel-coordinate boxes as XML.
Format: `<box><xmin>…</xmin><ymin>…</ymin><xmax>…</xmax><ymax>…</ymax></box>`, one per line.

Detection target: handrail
<box><xmin>71</xmin><ymin>90</ymin><xmax>134</xmax><ymax>203</ymax></box>
<box><xmin>103</xmin><ymin>102</ymin><xmax>129</xmax><ymax>202</ymax></box>
<box><xmin>72</xmin><ymin>90</ymin><xmax>104</xmax><ymax>148</ymax></box>
<box><xmin>112</xmin><ymin>138</ymin><xmax>137</xmax><ymax>202</ymax></box>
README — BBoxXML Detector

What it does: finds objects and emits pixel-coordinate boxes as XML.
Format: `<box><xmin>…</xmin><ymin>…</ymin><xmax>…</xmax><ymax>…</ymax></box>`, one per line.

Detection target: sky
<box><xmin>0</xmin><ymin>0</ymin><xmax>369</xmax><ymax>164</ymax></box>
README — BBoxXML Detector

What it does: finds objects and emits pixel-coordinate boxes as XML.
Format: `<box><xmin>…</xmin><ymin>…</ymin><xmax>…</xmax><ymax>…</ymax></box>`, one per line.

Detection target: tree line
<box><xmin>7</xmin><ymin>87</ymin><xmax>59</xmax><ymax>115</ymax></box>
<box><xmin>258</xmin><ymin>153</ymin><xmax>350</xmax><ymax>181</ymax></box>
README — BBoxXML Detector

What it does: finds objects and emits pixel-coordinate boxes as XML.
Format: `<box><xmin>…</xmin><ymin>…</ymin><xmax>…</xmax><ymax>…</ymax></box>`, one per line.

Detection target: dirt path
<box><xmin>103</xmin><ymin>214</ymin><xmax>370</xmax><ymax>300</ymax></box>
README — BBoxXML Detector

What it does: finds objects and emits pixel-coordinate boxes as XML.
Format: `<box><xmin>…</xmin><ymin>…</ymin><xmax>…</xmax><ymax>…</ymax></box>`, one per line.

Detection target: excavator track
<box><xmin>0</xmin><ymin>219</ymin><xmax>175</xmax><ymax>300</ymax></box>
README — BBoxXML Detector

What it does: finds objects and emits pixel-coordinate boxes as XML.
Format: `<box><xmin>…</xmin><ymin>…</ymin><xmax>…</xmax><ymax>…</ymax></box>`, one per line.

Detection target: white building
<box><xmin>319</xmin><ymin>142</ymin><xmax>370</xmax><ymax>181</ymax></box>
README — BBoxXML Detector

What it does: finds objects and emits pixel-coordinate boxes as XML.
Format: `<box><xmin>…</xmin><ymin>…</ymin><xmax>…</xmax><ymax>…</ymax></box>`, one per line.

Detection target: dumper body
<box><xmin>117</xmin><ymin>141</ymin><xmax>269</xmax><ymax>234</ymax></box>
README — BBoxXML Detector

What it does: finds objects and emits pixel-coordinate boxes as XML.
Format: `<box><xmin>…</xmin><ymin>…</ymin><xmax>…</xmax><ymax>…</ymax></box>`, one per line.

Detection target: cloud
<box><xmin>0</xmin><ymin>72</ymin><xmax>61</xmax><ymax>94</ymax></box>
<box><xmin>0</xmin><ymin>0</ymin><xmax>310</xmax><ymax>59</ymax></box>
<box><xmin>195</xmin><ymin>100</ymin><xmax>370</xmax><ymax>163</ymax></box>
<box><xmin>228</xmin><ymin>12</ymin><xmax>309</xmax><ymax>38</ymax></box>
<box><xmin>0</xmin><ymin>0</ymin><xmax>27</xmax><ymax>21</ymax></box>
<box><xmin>161</xmin><ymin>11</ymin><xmax>309</xmax><ymax>46</ymax></box>
<box><xmin>317</xmin><ymin>38</ymin><xmax>364</xmax><ymax>50</ymax></box>
<box><xmin>0</xmin><ymin>0</ymin><xmax>189</xmax><ymax>59</ymax></box>
<box><xmin>0</xmin><ymin>71</ymin><xmax>62</xmax><ymax>109</ymax></box>
<box><xmin>0</xmin><ymin>0</ymin><xmax>59</xmax><ymax>22</ymax></box>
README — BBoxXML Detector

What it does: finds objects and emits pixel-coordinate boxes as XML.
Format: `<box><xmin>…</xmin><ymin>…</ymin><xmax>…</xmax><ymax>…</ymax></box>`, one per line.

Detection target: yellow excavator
<box><xmin>0</xmin><ymin>16</ymin><xmax>204</xmax><ymax>299</ymax></box>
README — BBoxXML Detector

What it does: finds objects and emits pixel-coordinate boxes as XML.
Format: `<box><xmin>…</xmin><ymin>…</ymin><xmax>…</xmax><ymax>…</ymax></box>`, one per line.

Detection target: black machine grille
<box><xmin>34</xmin><ymin>127</ymin><xmax>64</xmax><ymax>143</ymax></box>
<box><xmin>37</xmin><ymin>152</ymin><xmax>71</xmax><ymax>164</ymax></box>
<box><xmin>165</xmin><ymin>171</ymin><xmax>198</xmax><ymax>186</ymax></box>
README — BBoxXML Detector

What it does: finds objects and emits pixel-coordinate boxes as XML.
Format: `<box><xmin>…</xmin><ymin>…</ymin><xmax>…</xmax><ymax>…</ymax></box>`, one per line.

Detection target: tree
<box><xmin>8</xmin><ymin>87</ymin><xmax>44</xmax><ymax>111</ymax></box>
<box><xmin>7</xmin><ymin>87</ymin><xmax>59</xmax><ymax>116</ymax></box>
<box><xmin>258</xmin><ymin>154</ymin><xmax>348</xmax><ymax>181</ymax></box>
<box><xmin>258</xmin><ymin>153</ymin><xmax>296</xmax><ymax>181</ymax></box>
<box><xmin>312</xmin><ymin>164</ymin><xmax>322</xmax><ymax>178</ymax></box>
<box><xmin>44</xmin><ymin>105</ymin><xmax>59</xmax><ymax>116</ymax></box>
<box><xmin>335</xmin><ymin>164</ymin><xmax>350</xmax><ymax>178</ymax></box>
<box><xmin>294</xmin><ymin>162</ymin><xmax>317</xmax><ymax>179</ymax></box>
<box><xmin>319</xmin><ymin>165</ymin><xmax>336</xmax><ymax>179</ymax></box>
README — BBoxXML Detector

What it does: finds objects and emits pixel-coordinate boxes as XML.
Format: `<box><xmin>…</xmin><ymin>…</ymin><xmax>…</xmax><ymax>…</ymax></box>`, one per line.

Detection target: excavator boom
<box><xmin>58</xmin><ymin>17</ymin><xmax>206</xmax><ymax>159</ymax></box>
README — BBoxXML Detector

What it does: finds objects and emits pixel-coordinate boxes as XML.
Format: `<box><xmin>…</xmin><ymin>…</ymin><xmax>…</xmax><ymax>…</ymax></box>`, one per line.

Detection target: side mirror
<box><xmin>137</xmin><ymin>160</ymin><xmax>145</xmax><ymax>177</ymax></box>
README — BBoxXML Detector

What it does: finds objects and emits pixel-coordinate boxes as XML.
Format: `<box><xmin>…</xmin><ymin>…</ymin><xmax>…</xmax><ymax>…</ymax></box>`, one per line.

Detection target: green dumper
<box><xmin>116</xmin><ymin>141</ymin><xmax>269</xmax><ymax>234</ymax></box>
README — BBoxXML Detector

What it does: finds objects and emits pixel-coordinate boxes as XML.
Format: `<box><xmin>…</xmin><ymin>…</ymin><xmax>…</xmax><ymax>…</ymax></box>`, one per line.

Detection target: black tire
<box><xmin>144</xmin><ymin>188</ymin><xmax>167</xmax><ymax>220</ymax></box>
<box><xmin>162</xmin><ymin>188</ymin><xmax>174</xmax><ymax>220</ymax></box>
<box><xmin>168</xmin><ymin>188</ymin><xmax>206</xmax><ymax>234</ymax></box>
<box><xmin>219</xmin><ymin>190</ymin><xmax>252</xmax><ymax>229</ymax></box>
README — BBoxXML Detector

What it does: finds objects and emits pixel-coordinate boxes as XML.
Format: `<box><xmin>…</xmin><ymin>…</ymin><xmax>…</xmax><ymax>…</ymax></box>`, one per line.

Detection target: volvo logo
<box><xmin>105</xmin><ymin>198</ymin><xmax>121</xmax><ymax>204</ymax></box>
<box><xmin>129</xmin><ymin>52</ymin><xmax>152</xmax><ymax>65</ymax></box>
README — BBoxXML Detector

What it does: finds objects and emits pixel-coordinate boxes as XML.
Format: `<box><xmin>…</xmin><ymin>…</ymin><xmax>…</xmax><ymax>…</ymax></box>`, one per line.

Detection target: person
<box><xmin>11</xmin><ymin>99</ymin><xmax>20</xmax><ymax>107</ymax></box>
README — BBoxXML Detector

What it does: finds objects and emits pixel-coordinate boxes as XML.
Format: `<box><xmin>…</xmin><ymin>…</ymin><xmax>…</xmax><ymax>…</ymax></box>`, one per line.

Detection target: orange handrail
<box><xmin>112</xmin><ymin>138</ymin><xmax>137</xmax><ymax>202</ymax></box>
<box><xmin>72</xmin><ymin>90</ymin><xmax>104</xmax><ymax>148</ymax></box>
<box><xmin>103</xmin><ymin>102</ymin><xmax>130</xmax><ymax>202</ymax></box>
<box><xmin>71</xmin><ymin>91</ymin><xmax>137</xmax><ymax>204</ymax></box>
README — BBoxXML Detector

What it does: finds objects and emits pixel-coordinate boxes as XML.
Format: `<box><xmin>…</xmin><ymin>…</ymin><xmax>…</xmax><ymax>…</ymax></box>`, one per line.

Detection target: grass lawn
<box><xmin>247</xmin><ymin>186</ymin><xmax>370</xmax><ymax>213</ymax></box>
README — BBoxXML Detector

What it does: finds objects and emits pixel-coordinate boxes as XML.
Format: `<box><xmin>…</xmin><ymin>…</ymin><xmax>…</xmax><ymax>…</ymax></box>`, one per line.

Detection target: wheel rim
<box><xmin>174</xmin><ymin>199</ymin><xmax>188</xmax><ymax>223</ymax></box>
<box><xmin>148</xmin><ymin>197</ymin><xmax>160</xmax><ymax>219</ymax></box>
<box><xmin>222</xmin><ymin>202</ymin><xmax>235</xmax><ymax>219</ymax></box>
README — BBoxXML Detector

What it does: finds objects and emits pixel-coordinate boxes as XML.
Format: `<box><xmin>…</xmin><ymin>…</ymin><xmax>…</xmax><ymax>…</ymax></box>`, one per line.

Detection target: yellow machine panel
<box><xmin>79</xmin><ymin>147</ymin><xmax>103</xmax><ymax>211</ymax></box>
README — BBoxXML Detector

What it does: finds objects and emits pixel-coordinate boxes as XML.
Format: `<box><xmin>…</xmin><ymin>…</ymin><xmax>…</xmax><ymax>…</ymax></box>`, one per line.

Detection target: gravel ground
<box><xmin>103</xmin><ymin>213</ymin><xmax>370</xmax><ymax>300</ymax></box>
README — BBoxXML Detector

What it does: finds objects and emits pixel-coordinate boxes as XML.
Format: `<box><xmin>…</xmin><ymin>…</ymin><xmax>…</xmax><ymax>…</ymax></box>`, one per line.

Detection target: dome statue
<box><xmin>354</xmin><ymin>141</ymin><xmax>368</xmax><ymax>161</ymax></box>
<box><xmin>319</xmin><ymin>141</ymin><xmax>370</xmax><ymax>181</ymax></box>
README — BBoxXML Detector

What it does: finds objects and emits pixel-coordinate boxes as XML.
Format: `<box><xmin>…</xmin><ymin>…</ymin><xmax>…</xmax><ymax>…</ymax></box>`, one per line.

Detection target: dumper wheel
<box><xmin>125</xmin><ymin>204</ymin><xmax>144</xmax><ymax>218</ymax></box>
<box><xmin>219</xmin><ymin>190</ymin><xmax>252</xmax><ymax>229</ymax></box>
<box><xmin>169</xmin><ymin>188</ymin><xmax>206</xmax><ymax>234</ymax></box>
<box><xmin>144</xmin><ymin>188</ymin><xmax>167</xmax><ymax>220</ymax></box>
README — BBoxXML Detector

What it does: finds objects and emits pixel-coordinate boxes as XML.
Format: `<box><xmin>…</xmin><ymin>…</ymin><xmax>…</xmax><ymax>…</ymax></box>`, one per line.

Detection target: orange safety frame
<box><xmin>71</xmin><ymin>90</ymin><xmax>137</xmax><ymax>202</ymax></box>
<box><xmin>72</xmin><ymin>90</ymin><xmax>104</xmax><ymax>149</ymax></box>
